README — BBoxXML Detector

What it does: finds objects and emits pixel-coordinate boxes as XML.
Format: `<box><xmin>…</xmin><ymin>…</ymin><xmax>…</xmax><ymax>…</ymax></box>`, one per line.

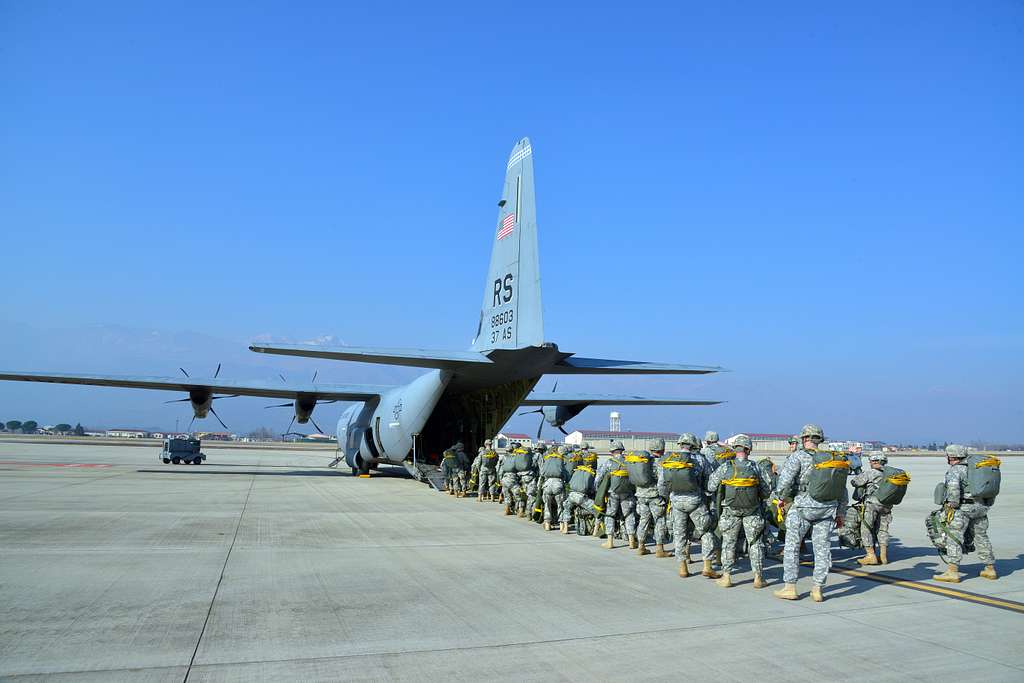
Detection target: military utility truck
<box><xmin>160</xmin><ymin>437</ymin><xmax>205</xmax><ymax>465</ymax></box>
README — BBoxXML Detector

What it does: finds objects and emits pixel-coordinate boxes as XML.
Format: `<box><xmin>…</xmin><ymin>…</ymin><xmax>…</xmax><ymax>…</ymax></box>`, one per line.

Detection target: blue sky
<box><xmin>1</xmin><ymin>2</ymin><xmax>1021</xmax><ymax>442</ymax></box>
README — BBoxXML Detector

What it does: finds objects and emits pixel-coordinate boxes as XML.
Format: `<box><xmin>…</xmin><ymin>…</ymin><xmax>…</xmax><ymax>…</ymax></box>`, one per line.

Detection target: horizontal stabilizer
<box><xmin>0</xmin><ymin>371</ymin><xmax>391</xmax><ymax>401</ymax></box>
<box><xmin>548</xmin><ymin>357</ymin><xmax>724</xmax><ymax>375</ymax></box>
<box><xmin>249</xmin><ymin>343</ymin><xmax>492</xmax><ymax>370</ymax></box>
<box><xmin>520</xmin><ymin>392</ymin><xmax>721</xmax><ymax>407</ymax></box>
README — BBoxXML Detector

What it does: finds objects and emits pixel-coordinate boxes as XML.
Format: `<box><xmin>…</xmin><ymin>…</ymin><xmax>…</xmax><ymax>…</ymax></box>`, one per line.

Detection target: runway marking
<box><xmin>0</xmin><ymin>461</ymin><xmax>112</xmax><ymax>468</ymax></box>
<box><xmin>804</xmin><ymin>560</ymin><xmax>1024</xmax><ymax>614</ymax></box>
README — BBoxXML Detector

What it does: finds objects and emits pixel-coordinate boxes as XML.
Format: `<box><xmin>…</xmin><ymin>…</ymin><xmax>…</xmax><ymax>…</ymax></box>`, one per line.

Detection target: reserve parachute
<box><xmin>721</xmin><ymin>459</ymin><xmax>761</xmax><ymax>514</ymax></box>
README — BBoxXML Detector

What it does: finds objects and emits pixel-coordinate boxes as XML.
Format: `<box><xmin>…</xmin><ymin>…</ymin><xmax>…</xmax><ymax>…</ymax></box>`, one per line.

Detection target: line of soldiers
<box><xmin>443</xmin><ymin>426</ymin><xmax>999</xmax><ymax>601</ymax></box>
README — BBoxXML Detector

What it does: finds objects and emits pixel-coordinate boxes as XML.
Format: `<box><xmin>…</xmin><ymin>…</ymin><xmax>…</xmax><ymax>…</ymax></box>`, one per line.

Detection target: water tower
<box><xmin>610</xmin><ymin>411</ymin><xmax>621</xmax><ymax>432</ymax></box>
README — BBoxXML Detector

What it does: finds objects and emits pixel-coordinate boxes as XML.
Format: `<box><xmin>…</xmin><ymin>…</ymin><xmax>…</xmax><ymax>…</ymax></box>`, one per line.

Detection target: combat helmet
<box><xmin>732</xmin><ymin>434</ymin><xmax>753</xmax><ymax>452</ymax></box>
<box><xmin>650</xmin><ymin>437</ymin><xmax>665</xmax><ymax>452</ymax></box>
<box><xmin>798</xmin><ymin>424</ymin><xmax>825</xmax><ymax>442</ymax></box>
<box><xmin>676</xmin><ymin>432</ymin><xmax>700</xmax><ymax>449</ymax></box>
<box><xmin>945</xmin><ymin>444</ymin><xmax>968</xmax><ymax>459</ymax></box>
<box><xmin>704</xmin><ymin>430</ymin><xmax>719</xmax><ymax>444</ymax></box>
<box><xmin>868</xmin><ymin>452</ymin><xmax>888</xmax><ymax>464</ymax></box>
<box><xmin>609</xmin><ymin>440</ymin><xmax>625</xmax><ymax>453</ymax></box>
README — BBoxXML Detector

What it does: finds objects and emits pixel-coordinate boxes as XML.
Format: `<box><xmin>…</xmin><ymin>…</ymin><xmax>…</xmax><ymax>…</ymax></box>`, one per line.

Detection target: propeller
<box><xmin>167</xmin><ymin>364</ymin><xmax>235</xmax><ymax>432</ymax></box>
<box><xmin>267</xmin><ymin>370</ymin><xmax>332</xmax><ymax>437</ymax></box>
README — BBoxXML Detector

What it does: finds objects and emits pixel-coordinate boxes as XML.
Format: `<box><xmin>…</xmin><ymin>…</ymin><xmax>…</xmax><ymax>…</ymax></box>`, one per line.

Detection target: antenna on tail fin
<box><xmin>472</xmin><ymin>138</ymin><xmax>544</xmax><ymax>352</ymax></box>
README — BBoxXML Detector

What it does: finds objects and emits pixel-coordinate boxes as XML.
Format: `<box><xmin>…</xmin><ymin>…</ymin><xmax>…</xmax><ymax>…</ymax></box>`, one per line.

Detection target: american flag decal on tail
<box><xmin>497</xmin><ymin>213</ymin><xmax>516</xmax><ymax>240</ymax></box>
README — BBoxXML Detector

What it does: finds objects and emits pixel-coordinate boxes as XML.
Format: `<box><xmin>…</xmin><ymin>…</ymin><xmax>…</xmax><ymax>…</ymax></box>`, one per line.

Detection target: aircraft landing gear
<box><xmin>192</xmin><ymin>457</ymin><xmax>202</xmax><ymax>465</ymax></box>
<box><xmin>171</xmin><ymin>457</ymin><xmax>181</xmax><ymax>465</ymax></box>
<box><xmin>162</xmin><ymin>458</ymin><xmax>171</xmax><ymax>464</ymax></box>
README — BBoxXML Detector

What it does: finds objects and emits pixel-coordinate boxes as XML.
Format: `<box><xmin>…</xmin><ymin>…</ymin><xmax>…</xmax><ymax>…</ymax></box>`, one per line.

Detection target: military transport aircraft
<box><xmin>0</xmin><ymin>138</ymin><xmax>723</xmax><ymax>475</ymax></box>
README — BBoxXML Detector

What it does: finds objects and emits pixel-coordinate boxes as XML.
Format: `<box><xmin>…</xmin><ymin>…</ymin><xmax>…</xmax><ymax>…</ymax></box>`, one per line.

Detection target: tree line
<box><xmin>3</xmin><ymin>421</ymin><xmax>86</xmax><ymax>436</ymax></box>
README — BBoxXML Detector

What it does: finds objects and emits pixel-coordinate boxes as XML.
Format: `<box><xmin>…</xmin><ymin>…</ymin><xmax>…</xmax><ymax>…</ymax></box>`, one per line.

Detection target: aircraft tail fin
<box><xmin>472</xmin><ymin>137</ymin><xmax>544</xmax><ymax>352</ymax></box>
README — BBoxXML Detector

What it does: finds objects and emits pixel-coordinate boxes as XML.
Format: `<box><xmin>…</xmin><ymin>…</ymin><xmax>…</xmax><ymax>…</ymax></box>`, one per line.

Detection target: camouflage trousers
<box><xmin>719</xmin><ymin>508</ymin><xmax>766</xmax><ymax>574</ymax></box>
<box><xmin>501</xmin><ymin>473</ymin><xmax>522</xmax><ymax>512</ymax></box>
<box><xmin>861</xmin><ymin>500</ymin><xmax>892</xmax><ymax>549</ymax></box>
<box><xmin>605</xmin><ymin>493</ymin><xmax>636</xmax><ymax>539</ymax></box>
<box><xmin>478</xmin><ymin>470</ymin><xmax>498</xmax><ymax>497</ymax></box>
<box><xmin>541</xmin><ymin>477</ymin><xmax>566</xmax><ymax>522</ymax></box>
<box><xmin>561</xmin><ymin>491</ymin><xmax>598</xmax><ymax>523</ymax></box>
<box><xmin>635</xmin><ymin>489</ymin><xmax>667</xmax><ymax>544</ymax></box>
<box><xmin>444</xmin><ymin>469</ymin><xmax>465</xmax><ymax>492</ymax></box>
<box><xmin>946</xmin><ymin>504</ymin><xmax>995</xmax><ymax>565</ymax></box>
<box><xmin>518</xmin><ymin>473</ymin><xmax>537</xmax><ymax>509</ymax></box>
<box><xmin>783</xmin><ymin>506</ymin><xmax>836</xmax><ymax>586</ymax></box>
<box><xmin>669</xmin><ymin>494</ymin><xmax>716</xmax><ymax>561</ymax></box>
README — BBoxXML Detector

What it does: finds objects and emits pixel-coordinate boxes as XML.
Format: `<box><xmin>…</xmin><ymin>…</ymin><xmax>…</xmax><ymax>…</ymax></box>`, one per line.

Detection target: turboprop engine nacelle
<box><xmin>189</xmin><ymin>390</ymin><xmax>213</xmax><ymax>418</ymax></box>
<box><xmin>358</xmin><ymin>370</ymin><xmax>450</xmax><ymax>467</ymax></box>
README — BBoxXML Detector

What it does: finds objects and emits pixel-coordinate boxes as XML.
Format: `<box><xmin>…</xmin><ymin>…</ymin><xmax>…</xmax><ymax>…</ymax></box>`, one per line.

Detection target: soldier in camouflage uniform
<box><xmin>849</xmin><ymin>452</ymin><xmax>893</xmax><ymax>564</ymax></box>
<box><xmin>772</xmin><ymin>424</ymin><xmax>848</xmax><ymax>603</ymax></box>
<box><xmin>635</xmin><ymin>438</ymin><xmax>669</xmax><ymax>557</ymax></box>
<box><xmin>561</xmin><ymin>448</ymin><xmax>599</xmax><ymax>534</ymax></box>
<box><xmin>500</xmin><ymin>443</ymin><xmax>528</xmax><ymax>516</ymax></box>
<box><xmin>934</xmin><ymin>445</ymin><xmax>997</xmax><ymax>583</ymax></box>
<box><xmin>700</xmin><ymin>430</ymin><xmax>725</xmax><ymax>470</ymax></box>
<box><xmin>441</xmin><ymin>448</ymin><xmax>462</xmax><ymax>496</ymax></box>
<box><xmin>578</xmin><ymin>443</ymin><xmax>602</xmax><ymax>536</ymax></box>
<box><xmin>598</xmin><ymin>441</ymin><xmax>637</xmax><ymax>549</ymax></box>
<box><xmin>477</xmin><ymin>439</ymin><xmax>500</xmax><ymax>502</ymax></box>
<box><xmin>661</xmin><ymin>432</ymin><xmax>719</xmax><ymax>578</ymax></box>
<box><xmin>706</xmin><ymin>435</ymin><xmax>772</xmax><ymax>588</ymax></box>
<box><xmin>539</xmin><ymin>445</ymin><xmax>569</xmax><ymax>530</ymax></box>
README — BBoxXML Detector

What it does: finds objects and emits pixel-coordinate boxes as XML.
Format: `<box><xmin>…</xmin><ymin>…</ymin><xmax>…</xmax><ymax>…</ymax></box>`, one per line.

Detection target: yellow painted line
<box><xmin>358</xmin><ymin>474</ymin><xmax>372</xmax><ymax>478</ymax></box>
<box><xmin>799</xmin><ymin>561</ymin><xmax>1024</xmax><ymax>614</ymax></box>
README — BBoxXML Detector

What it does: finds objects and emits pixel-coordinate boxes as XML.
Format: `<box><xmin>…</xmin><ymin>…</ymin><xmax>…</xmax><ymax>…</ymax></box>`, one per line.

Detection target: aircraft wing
<box><xmin>0</xmin><ymin>371</ymin><xmax>392</xmax><ymax>401</ymax></box>
<box><xmin>520</xmin><ymin>393</ymin><xmax>721</xmax><ymax>406</ymax></box>
<box><xmin>249</xmin><ymin>343</ymin><xmax>492</xmax><ymax>370</ymax></box>
<box><xmin>548</xmin><ymin>357</ymin><xmax>724</xmax><ymax>375</ymax></box>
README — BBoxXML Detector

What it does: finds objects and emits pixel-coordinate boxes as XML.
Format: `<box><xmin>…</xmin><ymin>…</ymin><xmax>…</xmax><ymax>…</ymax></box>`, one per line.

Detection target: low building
<box><xmin>744</xmin><ymin>433</ymin><xmax>793</xmax><ymax>452</ymax></box>
<box><xmin>106</xmin><ymin>429</ymin><xmax>149</xmax><ymax>439</ymax></box>
<box><xmin>565</xmin><ymin>430</ymin><xmax>679</xmax><ymax>452</ymax></box>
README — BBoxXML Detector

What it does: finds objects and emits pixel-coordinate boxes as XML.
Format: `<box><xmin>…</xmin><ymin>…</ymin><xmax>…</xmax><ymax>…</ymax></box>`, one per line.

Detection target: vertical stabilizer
<box><xmin>472</xmin><ymin>137</ymin><xmax>544</xmax><ymax>352</ymax></box>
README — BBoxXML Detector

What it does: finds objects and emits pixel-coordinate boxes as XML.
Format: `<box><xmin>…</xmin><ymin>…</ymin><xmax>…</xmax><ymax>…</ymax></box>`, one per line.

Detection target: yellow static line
<box><xmin>799</xmin><ymin>561</ymin><xmax>1024</xmax><ymax>614</ymax></box>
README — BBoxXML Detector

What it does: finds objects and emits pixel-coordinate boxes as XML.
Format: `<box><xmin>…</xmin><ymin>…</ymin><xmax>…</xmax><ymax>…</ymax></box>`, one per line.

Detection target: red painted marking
<box><xmin>0</xmin><ymin>461</ymin><xmax>113</xmax><ymax>468</ymax></box>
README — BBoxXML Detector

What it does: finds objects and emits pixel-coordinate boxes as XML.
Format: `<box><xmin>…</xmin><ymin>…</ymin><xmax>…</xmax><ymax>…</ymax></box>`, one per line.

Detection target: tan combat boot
<box><xmin>934</xmin><ymin>564</ymin><xmax>960</xmax><ymax>583</ymax></box>
<box><xmin>879</xmin><ymin>544</ymin><xmax>888</xmax><ymax>564</ymax></box>
<box><xmin>773</xmin><ymin>583</ymin><xmax>798</xmax><ymax>600</ymax></box>
<box><xmin>683</xmin><ymin>545</ymin><xmax>691</xmax><ymax>562</ymax></box>
<box><xmin>602</xmin><ymin>536</ymin><xmax>615</xmax><ymax>549</ymax></box>
<box><xmin>560</xmin><ymin>521</ymin><xmax>569</xmax><ymax>534</ymax></box>
<box><xmin>701</xmin><ymin>559</ymin><xmax>720</xmax><ymax>579</ymax></box>
<box><xmin>810</xmin><ymin>585</ymin><xmax>824</xmax><ymax>603</ymax></box>
<box><xmin>655</xmin><ymin>544</ymin><xmax>669</xmax><ymax>558</ymax></box>
<box><xmin>592</xmin><ymin>522</ymin><xmax>602</xmax><ymax>538</ymax></box>
<box><xmin>753</xmin><ymin>573</ymin><xmax>766</xmax><ymax>589</ymax></box>
<box><xmin>637</xmin><ymin>543</ymin><xmax>650</xmax><ymax>556</ymax></box>
<box><xmin>477</xmin><ymin>495</ymin><xmax>483</xmax><ymax>503</ymax></box>
<box><xmin>715</xmin><ymin>572</ymin><xmax>733</xmax><ymax>588</ymax></box>
<box><xmin>980</xmin><ymin>565</ymin><xmax>998</xmax><ymax>580</ymax></box>
<box><xmin>678</xmin><ymin>561</ymin><xmax>690</xmax><ymax>578</ymax></box>
<box><xmin>503</xmin><ymin>504</ymin><xmax>513</xmax><ymax>516</ymax></box>
<box><xmin>543</xmin><ymin>521</ymin><xmax>551</xmax><ymax>531</ymax></box>
<box><xmin>858</xmin><ymin>548</ymin><xmax>879</xmax><ymax>566</ymax></box>
<box><xmin>628</xmin><ymin>535</ymin><xmax>639</xmax><ymax>550</ymax></box>
<box><xmin>517</xmin><ymin>509</ymin><xmax>527</xmax><ymax>518</ymax></box>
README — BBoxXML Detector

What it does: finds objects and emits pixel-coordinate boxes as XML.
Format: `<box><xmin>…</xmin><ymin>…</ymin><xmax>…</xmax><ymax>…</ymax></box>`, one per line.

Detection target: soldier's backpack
<box><xmin>837</xmin><ymin>504</ymin><xmax>862</xmax><ymax>549</ymax></box>
<box><xmin>624</xmin><ymin>451</ymin><xmax>656</xmax><ymax>487</ymax></box>
<box><xmin>662</xmin><ymin>452</ymin><xmax>700</xmax><ymax>494</ymax></box>
<box><xmin>540</xmin><ymin>453</ymin><xmax>566</xmax><ymax>479</ymax></box>
<box><xmin>569</xmin><ymin>464</ymin><xmax>596</xmax><ymax>495</ymax></box>
<box><xmin>926</xmin><ymin>507</ymin><xmax>974</xmax><ymax>563</ymax></box>
<box><xmin>806</xmin><ymin>451</ymin><xmax>850</xmax><ymax>503</ymax></box>
<box><xmin>510</xmin><ymin>448</ymin><xmax>533</xmax><ymax>473</ymax></box>
<box><xmin>721</xmin><ymin>459</ymin><xmax>762</xmax><ymax>514</ymax></box>
<box><xmin>933</xmin><ymin>481</ymin><xmax>947</xmax><ymax>505</ymax></box>
<box><xmin>874</xmin><ymin>466</ymin><xmax>911</xmax><ymax>506</ymax></box>
<box><xmin>607</xmin><ymin>458</ymin><xmax>636</xmax><ymax>496</ymax></box>
<box><xmin>965</xmin><ymin>454</ymin><xmax>1001</xmax><ymax>502</ymax></box>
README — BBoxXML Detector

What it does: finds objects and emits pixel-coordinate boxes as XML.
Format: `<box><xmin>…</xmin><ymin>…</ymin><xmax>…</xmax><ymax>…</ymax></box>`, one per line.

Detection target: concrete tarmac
<box><xmin>1</xmin><ymin>443</ymin><xmax>1021</xmax><ymax>681</ymax></box>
